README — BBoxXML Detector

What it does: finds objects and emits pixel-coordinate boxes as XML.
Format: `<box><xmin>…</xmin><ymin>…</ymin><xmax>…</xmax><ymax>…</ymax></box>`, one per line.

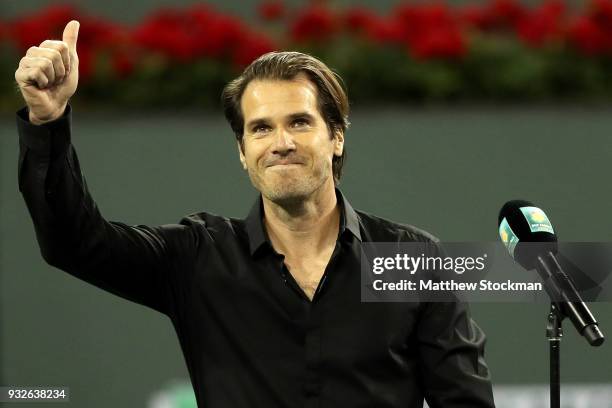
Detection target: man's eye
<box><xmin>254</xmin><ymin>125</ymin><xmax>270</xmax><ymax>133</ymax></box>
<box><xmin>292</xmin><ymin>119</ymin><xmax>308</xmax><ymax>127</ymax></box>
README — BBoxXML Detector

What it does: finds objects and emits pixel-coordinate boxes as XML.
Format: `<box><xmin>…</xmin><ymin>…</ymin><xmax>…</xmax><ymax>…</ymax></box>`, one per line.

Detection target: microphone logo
<box><xmin>498</xmin><ymin>217</ymin><xmax>519</xmax><ymax>257</ymax></box>
<box><xmin>520</xmin><ymin>206</ymin><xmax>555</xmax><ymax>234</ymax></box>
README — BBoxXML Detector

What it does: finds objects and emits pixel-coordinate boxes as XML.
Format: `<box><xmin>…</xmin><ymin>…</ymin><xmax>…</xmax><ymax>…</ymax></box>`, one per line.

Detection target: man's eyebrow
<box><xmin>288</xmin><ymin>112</ymin><xmax>315</xmax><ymax>122</ymax></box>
<box><xmin>245</xmin><ymin>112</ymin><xmax>316</xmax><ymax>129</ymax></box>
<box><xmin>245</xmin><ymin>117</ymin><xmax>270</xmax><ymax>129</ymax></box>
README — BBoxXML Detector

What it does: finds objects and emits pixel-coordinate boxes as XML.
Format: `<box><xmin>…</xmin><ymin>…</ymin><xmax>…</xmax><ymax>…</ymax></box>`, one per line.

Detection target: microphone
<box><xmin>498</xmin><ymin>200</ymin><xmax>604</xmax><ymax>347</ymax></box>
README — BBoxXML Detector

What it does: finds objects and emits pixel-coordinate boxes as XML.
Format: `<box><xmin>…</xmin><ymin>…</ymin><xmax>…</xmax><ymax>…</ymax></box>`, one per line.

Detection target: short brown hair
<box><xmin>222</xmin><ymin>51</ymin><xmax>350</xmax><ymax>185</ymax></box>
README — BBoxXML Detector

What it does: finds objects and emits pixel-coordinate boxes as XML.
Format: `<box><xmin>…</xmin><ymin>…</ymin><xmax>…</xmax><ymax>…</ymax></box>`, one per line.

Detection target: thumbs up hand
<box><xmin>15</xmin><ymin>20</ymin><xmax>80</xmax><ymax>124</ymax></box>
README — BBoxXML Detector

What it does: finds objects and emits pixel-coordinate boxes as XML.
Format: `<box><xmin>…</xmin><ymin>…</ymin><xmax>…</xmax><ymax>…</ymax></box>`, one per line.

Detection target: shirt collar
<box><xmin>245</xmin><ymin>188</ymin><xmax>362</xmax><ymax>256</ymax></box>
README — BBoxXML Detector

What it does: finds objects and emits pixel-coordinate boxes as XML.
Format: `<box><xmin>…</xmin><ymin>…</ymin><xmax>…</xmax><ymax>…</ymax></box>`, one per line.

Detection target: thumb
<box><xmin>62</xmin><ymin>20</ymin><xmax>80</xmax><ymax>54</ymax></box>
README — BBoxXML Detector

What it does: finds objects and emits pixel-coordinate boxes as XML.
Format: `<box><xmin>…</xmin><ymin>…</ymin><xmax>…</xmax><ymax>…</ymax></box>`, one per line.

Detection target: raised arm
<box><xmin>14</xmin><ymin>21</ymin><xmax>197</xmax><ymax>316</ymax></box>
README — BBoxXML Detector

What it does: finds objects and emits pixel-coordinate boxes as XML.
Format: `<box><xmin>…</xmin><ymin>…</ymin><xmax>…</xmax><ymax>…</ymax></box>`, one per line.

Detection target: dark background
<box><xmin>2</xmin><ymin>106</ymin><xmax>611</xmax><ymax>406</ymax></box>
<box><xmin>1</xmin><ymin>1</ymin><xmax>611</xmax><ymax>407</ymax></box>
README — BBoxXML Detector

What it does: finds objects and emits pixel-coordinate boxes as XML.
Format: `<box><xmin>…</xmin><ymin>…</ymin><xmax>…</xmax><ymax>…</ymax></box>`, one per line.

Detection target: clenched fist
<box><xmin>15</xmin><ymin>20</ymin><xmax>80</xmax><ymax>125</ymax></box>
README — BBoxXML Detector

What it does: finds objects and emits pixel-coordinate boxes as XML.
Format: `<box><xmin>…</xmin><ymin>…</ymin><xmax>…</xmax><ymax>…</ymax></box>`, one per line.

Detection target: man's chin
<box><xmin>261</xmin><ymin>184</ymin><xmax>312</xmax><ymax>207</ymax></box>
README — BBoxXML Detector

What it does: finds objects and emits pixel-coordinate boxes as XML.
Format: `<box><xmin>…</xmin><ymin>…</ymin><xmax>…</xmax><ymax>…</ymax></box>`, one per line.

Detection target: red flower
<box><xmin>342</xmin><ymin>7</ymin><xmax>407</xmax><ymax>45</ymax></box>
<box><xmin>77</xmin><ymin>44</ymin><xmax>94</xmax><ymax>81</ymax></box>
<box><xmin>79</xmin><ymin>16</ymin><xmax>125</xmax><ymax>48</ymax></box>
<box><xmin>133</xmin><ymin>6</ymin><xmax>248</xmax><ymax>61</ymax></box>
<box><xmin>393</xmin><ymin>4</ymin><xmax>456</xmax><ymax>42</ymax></box>
<box><xmin>517</xmin><ymin>0</ymin><xmax>566</xmax><ymax>47</ymax></box>
<box><xmin>344</xmin><ymin>7</ymin><xmax>379</xmax><ymax>33</ymax></box>
<box><xmin>458</xmin><ymin>5</ymin><xmax>497</xmax><ymax>30</ymax></box>
<box><xmin>458</xmin><ymin>0</ymin><xmax>528</xmax><ymax>31</ymax></box>
<box><xmin>10</xmin><ymin>4</ymin><xmax>80</xmax><ymax>51</ymax></box>
<box><xmin>258</xmin><ymin>0</ymin><xmax>285</xmax><ymax>21</ymax></box>
<box><xmin>592</xmin><ymin>0</ymin><xmax>612</xmax><ymax>26</ymax></box>
<box><xmin>112</xmin><ymin>50</ymin><xmax>135</xmax><ymax>77</ymax></box>
<box><xmin>491</xmin><ymin>0</ymin><xmax>528</xmax><ymax>27</ymax></box>
<box><xmin>365</xmin><ymin>18</ymin><xmax>405</xmax><ymax>44</ymax></box>
<box><xmin>194</xmin><ymin>14</ymin><xmax>246</xmax><ymax>58</ymax></box>
<box><xmin>290</xmin><ymin>5</ymin><xmax>337</xmax><ymax>42</ymax></box>
<box><xmin>7</xmin><ymin>5</ymin><xmax>123</xmax><ymax>82</ymax></box>
<box><xmin>410</xmin><ymin>27</ymin><xmax>466</xmax><ymax>60</ymax></box>
<box><xmin>567</xmin><ymin>15</ymin><xmax>609</xmax><ymax>55</ymax></box>
<box><xmin>133</xmin><ymin>9</ymin><xmax>191</xmax><ymax>61</ymax></box>
<box><xmin>232</xmin><ymin>33</ymin><xmax>277</xmax><ymax>67</ymax></box>
<box><xmin>393</xmin><ymin>3</ymin><xmax>466</xmax><ymax>59</ymax></box>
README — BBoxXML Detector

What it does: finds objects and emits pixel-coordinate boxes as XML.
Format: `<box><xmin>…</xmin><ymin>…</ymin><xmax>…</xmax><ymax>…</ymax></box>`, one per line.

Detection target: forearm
<box><xmin>16</xmin><ymin>105</ymin><xmax>177</xmax><ymax>313</ymax></box>
<box><xmin>17</xmin><ymin>104</ymin><xmax>86</xmax><ymax>267</ymax></box>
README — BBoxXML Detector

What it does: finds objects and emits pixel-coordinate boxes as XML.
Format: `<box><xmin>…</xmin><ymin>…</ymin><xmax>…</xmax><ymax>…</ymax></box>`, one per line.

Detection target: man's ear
<box><xmin>237</xmin><ymin>141</ymin><xmax>247</xmax><ymax>170</ymax></box>
<box><xmin>333</xmin><ymin>129</ymin><xmax>344</xmax><ymax>157</ymax></box>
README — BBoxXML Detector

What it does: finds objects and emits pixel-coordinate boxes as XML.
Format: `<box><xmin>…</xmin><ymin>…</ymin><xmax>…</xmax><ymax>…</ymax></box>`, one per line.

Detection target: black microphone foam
<box><xmin>498</xmin><ymin>200</ymin><xmax>557</xmax><ymax>270</ymax></box>
<box><xmin>497</xmin><ymin>200</ymin><xmax>605</xmax><ymax>346</ymax></box>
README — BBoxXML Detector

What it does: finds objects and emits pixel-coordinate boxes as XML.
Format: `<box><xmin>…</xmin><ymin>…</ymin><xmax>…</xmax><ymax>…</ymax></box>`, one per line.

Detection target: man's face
<box><xmin>238</xmin><ymin>73</ymin><xmax>344</xmax><ymax>205</ymax></box>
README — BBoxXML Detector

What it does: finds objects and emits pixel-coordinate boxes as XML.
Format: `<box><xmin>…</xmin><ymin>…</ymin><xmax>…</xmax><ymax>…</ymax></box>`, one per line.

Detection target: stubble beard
<box><xmin>249</xmin><ymin>162</ymin><xmax>330</xmax><ymax>208</ymax></box>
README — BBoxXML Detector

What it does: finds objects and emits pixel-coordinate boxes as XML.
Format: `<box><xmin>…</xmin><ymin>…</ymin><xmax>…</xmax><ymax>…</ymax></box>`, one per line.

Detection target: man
<box><xmin>15</xmin><ymin>20</ymin><xmax>495</xmax><ymax>407</ymax></box>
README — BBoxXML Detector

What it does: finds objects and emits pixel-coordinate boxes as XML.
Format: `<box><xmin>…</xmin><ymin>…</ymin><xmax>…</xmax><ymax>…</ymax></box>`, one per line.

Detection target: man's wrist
<box><xmin>28</xmin><ymin>104</ymin><xmax>67</xmax><ymax>125</ymax></box>
<box><xmin>17</xmin><ymin>104</ymin><xmax>72</xmax><ymax>153</ymax></box>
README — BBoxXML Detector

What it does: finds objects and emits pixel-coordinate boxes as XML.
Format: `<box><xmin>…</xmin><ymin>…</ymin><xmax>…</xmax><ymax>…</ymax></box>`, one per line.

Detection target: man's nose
<box><xmin>271</xmin><ymin>127</ymin><xmax>296</xmax><ymax>154</ymax></box>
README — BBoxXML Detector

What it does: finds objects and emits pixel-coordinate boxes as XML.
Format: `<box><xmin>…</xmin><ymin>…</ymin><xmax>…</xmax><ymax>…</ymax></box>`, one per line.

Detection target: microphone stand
<box><xmin>546</xmin><ymin>304</ymin><xmax>563</xmax><ymax>408</ymax></box>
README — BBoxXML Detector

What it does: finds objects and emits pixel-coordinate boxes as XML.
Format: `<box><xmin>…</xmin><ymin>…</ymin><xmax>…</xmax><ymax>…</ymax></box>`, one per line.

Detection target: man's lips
<box><xmin>266</xmin><ymin>159</ymin><xmax>304</xmax><ymax>167</ymax></box>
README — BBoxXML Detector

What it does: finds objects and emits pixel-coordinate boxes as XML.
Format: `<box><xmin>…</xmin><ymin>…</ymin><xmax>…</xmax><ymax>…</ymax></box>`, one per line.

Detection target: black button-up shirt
<box><xmin>16</xmin><ymin>105</ymin><xmax>495</xmax><ymax>408</ymax></box>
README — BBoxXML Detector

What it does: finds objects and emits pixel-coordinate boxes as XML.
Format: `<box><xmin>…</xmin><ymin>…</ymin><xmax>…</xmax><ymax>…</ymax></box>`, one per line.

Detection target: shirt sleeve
<box><xmin>16</xmin><ymin>104</ymin><xmax>197</xmax><ymax>317</ymax></box>
<box><xmin>416</xmin><ymin>299</ymin><xmax>495</xmax><ymax>407</ymax></box>
<box><xmin>412</xmin><ymin>240</ymin><xmax>495</xmax><ymax>408</ymax></box>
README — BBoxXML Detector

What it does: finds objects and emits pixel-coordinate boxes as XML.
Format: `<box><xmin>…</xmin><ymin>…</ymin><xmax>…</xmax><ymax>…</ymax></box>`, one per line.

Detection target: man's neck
<box><xmin>262</xmin><ymin>181</ymin><xmax>340</xmax><ymax>257</ymax></box>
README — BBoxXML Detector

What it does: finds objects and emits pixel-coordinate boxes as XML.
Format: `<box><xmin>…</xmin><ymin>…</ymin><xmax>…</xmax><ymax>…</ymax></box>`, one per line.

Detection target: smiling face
<box><xmin>238</xmin><ymin>73</ymin><xmax>344</xmax><ymax>206</ymax></box>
